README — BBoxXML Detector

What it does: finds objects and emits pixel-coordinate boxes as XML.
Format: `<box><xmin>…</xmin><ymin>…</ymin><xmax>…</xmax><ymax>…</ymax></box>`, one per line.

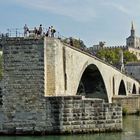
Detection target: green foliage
<box><xmin>62</xmin><ymin>37</ymin><xmax>86</xmax><ymax>49</ymax></box>
<box><xmin>96</xmin><ymin>48</ymin><xmax>138</xmax><ymax>65</ymax></box>
<box><xmin>96</xmin><ymin>48</ymin><xmax>120</xmax><ymax>65</ymax></box>
<box><xmin>123</xmin><ymin>50</ymin><xmax>137</xmax><ymax>63</ymax></box>
<box><xmin>122</xmin><ymin>107</ymin><xmax>128</xmax><ymax>116</ymax></box>
<box><xmin>72</xmin><ymin>38</ymin><xmax>86</xmax><ymax>49</ymax></box>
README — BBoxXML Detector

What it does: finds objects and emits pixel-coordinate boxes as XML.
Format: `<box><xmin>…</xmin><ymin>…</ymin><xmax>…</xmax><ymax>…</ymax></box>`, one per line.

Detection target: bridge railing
<box><xmin>0</xmin><ymin>27</ymin><xmax>62</xmax><ymax>39</ymax></box>
<box><xmin>0</xmin><ymin>28</ymin><xmax>24</xmax><ymax>38</ymax></box>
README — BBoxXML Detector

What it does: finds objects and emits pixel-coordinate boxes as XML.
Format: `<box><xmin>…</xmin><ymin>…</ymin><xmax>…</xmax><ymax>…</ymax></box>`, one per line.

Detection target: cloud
<box><xmin>8</xmin><ymin>0</ymin><xmax>140</xmax><ymax>22</ymax></box>
<box><xmin>101</xmin><ymin>0</ymin><xmax>140</xmax><ymax>16</ymax></box>
<box><xmin>12</xmin><ymin>0</ymin><xmax>97</xmax><ymax>22</ymax></box>
<box><xmin>101</xmin><ymin>1</ymin><xmax>130</xmax><ymax>15</ymax></box>
<box><xmin>113</xmin><ymin>4</ymin><xmax>130</xmax><ymax>14</ymax></box>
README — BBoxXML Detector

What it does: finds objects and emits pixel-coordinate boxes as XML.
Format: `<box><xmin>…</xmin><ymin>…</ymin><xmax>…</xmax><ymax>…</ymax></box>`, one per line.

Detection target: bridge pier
<box><xmin>113</xmin><ymin>95</ymin><xmax>140</xmax><ymax>114</ymax></box>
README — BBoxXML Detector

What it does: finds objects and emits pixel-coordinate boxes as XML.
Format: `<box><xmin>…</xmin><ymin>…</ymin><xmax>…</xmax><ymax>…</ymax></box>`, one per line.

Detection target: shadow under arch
<box><xmin>76</xmin><ymin>64</ymin><xmax>108</xmax><ymax>102</ymax></box>
<box><xmin>132</xmin><ymin>84</ymin><xmax>136</xmax><ymax>94</ymax></box>
<box><xmin>118</xmin><ymin>80</ymin><xmax>126</xmax><ymax>95</ymax></box>
<box><xmin>0</xmin><ymin>44</ymin><xmax>2</xmax><ymax>50</ymax></box>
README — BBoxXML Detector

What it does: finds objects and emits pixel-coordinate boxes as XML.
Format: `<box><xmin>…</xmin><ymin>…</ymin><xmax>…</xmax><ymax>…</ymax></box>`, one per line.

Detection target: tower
<box><xmin>126</xmin><ymin>21</ymin><xmax>140</xmax><ymax>60</ymax></box>
<box><xmin>131</xmin><ymin>21</ymin><xmax>135</xmax><ymax>37</ymax></box>
<box><xmin>126</xmin><ymin>21</ymin><xmax>136</xmax><ymax>48</ymax></box>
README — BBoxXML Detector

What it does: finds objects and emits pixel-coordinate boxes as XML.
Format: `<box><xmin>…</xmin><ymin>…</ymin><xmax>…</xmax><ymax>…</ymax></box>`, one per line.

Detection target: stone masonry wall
<box><xmin>112</xmin><ymin>95</ymin><xmax>140</xmax><ymax>114</ymax></box>
<box><xmin>46</xmin><ymin>96</ymin><xmax>122</xmax><ymax>134</ymax></box>
<box><xmin>0</xmin><ymin>38</ymin><xmax>47</xmax><ymax>133</ymax></box>
<box><xmin>125</xmin><ymin>64</ymin><xmax>140</xmax><ymax>82</ymax></box>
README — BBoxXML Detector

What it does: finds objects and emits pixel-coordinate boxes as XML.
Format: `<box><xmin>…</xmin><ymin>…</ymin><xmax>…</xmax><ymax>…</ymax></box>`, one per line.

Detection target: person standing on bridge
<box><xmin>23</xmin><ymin>24</ymin><xmax>29</xmax><ymax>37</ymax></box>
<box><xmin>51</xmin><ymin>26</ymin><xmax>56</xmax><ymax>37</ymax></box>
<box><xmin>46</xmin><ymin>27</ymin><xmax>51</xmax><ymax>37</ymax></box>
<box><xmin>38</xmin><ymin>24</ymin><xmax>43</xmax><ymax>36</ymax></box>
<box><xmin>34</xmin><ymin>27</ymin><xmax>38</xmax><ymax>38</ymax></box>
<box><xmin>69</xmin><ymin>37</ymin><xmax>73</xmax><ymax>46</ymax></box>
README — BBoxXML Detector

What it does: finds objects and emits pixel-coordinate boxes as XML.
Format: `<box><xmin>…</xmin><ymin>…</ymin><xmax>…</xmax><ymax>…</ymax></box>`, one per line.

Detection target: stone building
<box><xmin>126</xmin><ymin>22</ymin><xmax>140</xmax><ymax>49</ymax></box>
<box><xmin>88</xmin><ymin>41</ymin><xmax>106</xmax><ymax>53</ymax></box>
<box><xmin>126</xmin><ymin>22</ymin><xmax>140</xmax><ymax>60</ymax></box>
<box><xmin>89</xmin><ymin>22</ymin><xmax>140</xmax><ymax>60</ymax></box>
<box><xmin>125</xmin><ymin>62</ymin><xmax>140</xmax><ymax>82</ymax></box>
<box><xmin>125</xmin><ymin>22</ymin><xmax>140</xmax><ymax>80</ymax></box>
<box><xmin>128</xmin><ymin>47</ymin><xmax>140</xmax><ymax>60</ymax></box>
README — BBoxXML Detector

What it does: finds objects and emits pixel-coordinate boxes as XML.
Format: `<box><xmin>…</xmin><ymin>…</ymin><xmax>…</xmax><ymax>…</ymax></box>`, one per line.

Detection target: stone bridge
<box><xmin>44</xmin><ymin>38</ymin><xmax>140</xmax><ymax>103</ymax></box>
<box><xmin>0</xmin><ymin>37</ymin><xmax>140</xmax><ymax>104</ymax></box>
<box><xmin>0</xmin><ymin>37</ymin><xmax>135</xmax><ymax>134</ymax></box>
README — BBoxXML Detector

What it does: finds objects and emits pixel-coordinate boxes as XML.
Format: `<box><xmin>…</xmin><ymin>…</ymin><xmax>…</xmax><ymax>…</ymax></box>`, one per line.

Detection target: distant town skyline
<box><xmin>0</xmin><ymin>0</ymin><xmax>140</xmax><ymax>47</ymax></box>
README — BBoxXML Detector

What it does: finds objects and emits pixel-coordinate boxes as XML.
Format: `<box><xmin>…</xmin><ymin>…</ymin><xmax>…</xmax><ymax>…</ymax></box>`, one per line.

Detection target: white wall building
<box><xmin>126</xmin><ymin>22</ymin><xmax>140</xmax><ymax>60</ymax></box>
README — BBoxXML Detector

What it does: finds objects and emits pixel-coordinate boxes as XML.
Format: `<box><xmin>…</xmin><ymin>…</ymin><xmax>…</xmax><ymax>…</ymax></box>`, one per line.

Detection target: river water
<box><xmin>0</xmin><ymin>115</ymin><xmax>140</xmax><ymax>140</ymax></box>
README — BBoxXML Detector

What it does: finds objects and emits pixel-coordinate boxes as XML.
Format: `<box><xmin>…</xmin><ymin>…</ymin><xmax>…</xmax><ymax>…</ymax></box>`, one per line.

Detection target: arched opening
<box><xmin>118</xmin><ymin>80</ymin><xmax>126</xmax><ymax>95</ymax></box>
<box><xmin>77</xmin><ymin>64</ymin><xmax>108</xmax><ymax>102</ymax></box>
<box><xmin>132</xmin><ymin>84</ymin><xmax>136</xmax><ymax>94</ymax></box>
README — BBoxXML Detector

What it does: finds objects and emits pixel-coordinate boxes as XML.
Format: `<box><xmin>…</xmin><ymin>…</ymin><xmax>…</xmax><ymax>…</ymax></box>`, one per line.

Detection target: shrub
<box><xmin>122</xmin><ymin>107</ymin><xmax>128</xmax><ymax>116</ymax></box>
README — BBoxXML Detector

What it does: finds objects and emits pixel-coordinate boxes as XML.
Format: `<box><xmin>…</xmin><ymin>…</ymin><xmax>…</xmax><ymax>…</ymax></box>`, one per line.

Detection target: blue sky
<box><xmin>0</xmin><ymin>0</ymin><xmax>140</xmax><ymax>47</ymax></box>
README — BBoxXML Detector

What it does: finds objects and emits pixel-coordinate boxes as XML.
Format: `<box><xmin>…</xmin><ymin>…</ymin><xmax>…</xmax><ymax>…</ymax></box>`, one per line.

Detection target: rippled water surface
<box><xmin>0</xmin><ymin>116</ymin><xmax>140</xmax><ymax>140</ymax></box>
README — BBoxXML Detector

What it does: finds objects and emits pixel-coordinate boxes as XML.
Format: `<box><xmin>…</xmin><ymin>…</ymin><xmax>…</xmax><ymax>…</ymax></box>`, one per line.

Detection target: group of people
<box><xmin>23</xmin><ymin>24</ymin><xmax>56</xmax><ymax>38</ymax></box>
<box><xmin>45</xmin><ymin>26</ymin><xmax>56</xmax><ymax>37</ymax></box>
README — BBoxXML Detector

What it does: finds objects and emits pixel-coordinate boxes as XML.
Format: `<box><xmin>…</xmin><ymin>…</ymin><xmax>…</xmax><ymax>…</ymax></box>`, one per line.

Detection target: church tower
<box><xmin>126</xmin><ymin>21</ymin><xmax>140</xmax><ymax>60</ymax></box>
<box><xmin>126</xmin><ymin>21</ymin><xmax>136</xmax><ymax>48</ymax></box>
<box><xmin>131</xmin><ymin>21</ymin><xmax>135</xmax><ymax>37</ymax></box>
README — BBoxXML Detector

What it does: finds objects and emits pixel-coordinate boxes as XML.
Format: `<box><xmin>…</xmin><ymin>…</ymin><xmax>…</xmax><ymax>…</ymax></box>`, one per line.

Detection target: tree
<box><xmin>96</xmin><ymin>48</ymin><xmax>138</xmax><ymax>66</ymax></box>
<box><xmin>123</xmin><ymin>50</ymin><xmax>137</xmax><ymax>63</ymax></box>
<box><xmin>62</xmin><ymin>37</ymin><xmax>86</xmax><ymax>49</ymax></box>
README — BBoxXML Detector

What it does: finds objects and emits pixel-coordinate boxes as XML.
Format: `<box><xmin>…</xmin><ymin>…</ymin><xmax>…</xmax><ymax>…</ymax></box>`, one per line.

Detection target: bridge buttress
<box><xmin>44</xmin><ymin>37</ymin><xmax>66</xmax><ymax>96</ymax></box>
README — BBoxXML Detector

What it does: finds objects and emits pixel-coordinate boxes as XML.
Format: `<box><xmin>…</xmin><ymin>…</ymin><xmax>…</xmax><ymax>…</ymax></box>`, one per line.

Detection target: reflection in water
<box><xmin>122</xmin><ymin>115</ymin><xmax>140</xmax><ymax>140</ymax></box>
<box><xmin>0</xmin><ymin>134</ymin><xmax>122</xmax><ymax>140</ymax></box>
<box><xmin>0</xmin><ymin>116</ymin><xmax>140</xmax><ymax>140</ymax></box>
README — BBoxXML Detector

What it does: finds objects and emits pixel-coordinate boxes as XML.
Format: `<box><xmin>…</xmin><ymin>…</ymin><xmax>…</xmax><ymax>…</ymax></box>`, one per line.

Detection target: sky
<box><xmin>0</xmin><ymin>0</ymin><xmax>140</xmax><ymax>47</ymax></box>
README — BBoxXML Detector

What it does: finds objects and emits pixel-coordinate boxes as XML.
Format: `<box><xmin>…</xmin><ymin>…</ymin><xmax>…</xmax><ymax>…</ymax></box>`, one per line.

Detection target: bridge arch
<box><xmin>76</xmin><ymin>64</ymin><xmax>108</xmax><ymax>102</ymax></box>
<box><xmin>118</xmin><ymin>80</ymin><xmax>126</xmax><ymax>95</ymax></box>
<box><xmin>132</xmin><ymin>84</ymin><xmax>136</xmax><ymax>94</ymax></box>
